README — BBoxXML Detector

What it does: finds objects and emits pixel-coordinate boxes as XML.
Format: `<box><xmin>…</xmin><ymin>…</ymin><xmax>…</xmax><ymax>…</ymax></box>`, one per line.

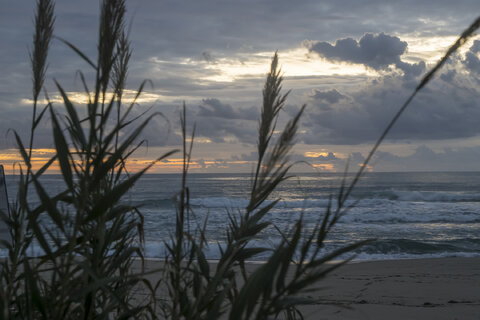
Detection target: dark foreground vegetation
<box><xmin>0</xmin><ymin>0</ymin><xmax>478</xmax><ymax>319</ymax></box>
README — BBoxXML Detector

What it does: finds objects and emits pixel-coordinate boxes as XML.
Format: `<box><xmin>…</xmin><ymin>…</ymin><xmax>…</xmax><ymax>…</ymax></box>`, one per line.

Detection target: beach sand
<box><xmin>297</xmin><ymin>257</ymin><xmax>480</xmax><ymax>319</ymax></box>
<box><xmin>137</xmin><ymin>257</ymin><xmax>480</xmax><ymax>319</ymax></box>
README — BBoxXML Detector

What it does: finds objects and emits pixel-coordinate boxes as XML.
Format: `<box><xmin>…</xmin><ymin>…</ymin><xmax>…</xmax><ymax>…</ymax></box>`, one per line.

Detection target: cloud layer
<box><xmin>3</xmin><ymin>1</ymin><xmax>480</xmax><ymax>172</ymax></box>
<box><xmin>298</xmin><ymin>38</ymin><xmax>480</xmax><ymax>146</ymax></box>
<box><xmin>305</xmin><ymin>33</ymin><xmax>426</xmax><ymax>76</ymax></box>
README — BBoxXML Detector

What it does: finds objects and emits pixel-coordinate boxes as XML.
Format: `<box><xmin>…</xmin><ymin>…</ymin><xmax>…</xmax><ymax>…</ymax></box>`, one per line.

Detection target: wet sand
<box><xmin>137</xmin><ymin>257</ymin><xmax>480</xmax><ymax>319</ymax></box>
<box><xmin>296</xmin><ymin>257</ymin><xmax>480</xmax><ymax>319</ymax></box>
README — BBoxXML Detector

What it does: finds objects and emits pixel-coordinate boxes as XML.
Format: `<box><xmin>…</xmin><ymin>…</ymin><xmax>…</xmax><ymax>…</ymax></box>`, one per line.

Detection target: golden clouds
<box><xmin>202</xmin><ymin>48</ymin><xmax>374</xmax><ymax>82</ymax></box>
<box><xmin>304</xmin><ymin>151</ymin><xmax>329</xmax><ymax>158</ymax></box>
<box><xmin>21</xmin><ymin>89</ymin><xmax>167</xmax><ymax>106</ymax></box>
<box><xmin>312</xmin><ymin>163</ymin><xmax>335</xmax><ymax>171</ymax></box>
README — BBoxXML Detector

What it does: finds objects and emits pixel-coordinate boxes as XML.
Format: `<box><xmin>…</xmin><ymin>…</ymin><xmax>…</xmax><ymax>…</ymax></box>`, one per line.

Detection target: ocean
<box><xmin>3</xmin><ymin>172</ymin><xmax>480</xmax><ymax>261</ymax></box>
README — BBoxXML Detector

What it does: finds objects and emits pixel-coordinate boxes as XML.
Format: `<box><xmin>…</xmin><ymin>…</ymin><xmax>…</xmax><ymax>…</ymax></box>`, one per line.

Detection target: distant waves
<box><xmin>3</xmin><ymin>172</ymin><xmax>480</xmax><ymax>260</ymax></box>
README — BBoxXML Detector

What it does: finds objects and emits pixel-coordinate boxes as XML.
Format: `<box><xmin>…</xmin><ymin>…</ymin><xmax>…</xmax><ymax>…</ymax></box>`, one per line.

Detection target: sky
<box><xmin>1</xmin><ymin>0</ymin><xmax>480</xmax><ymax>174</ymax></box>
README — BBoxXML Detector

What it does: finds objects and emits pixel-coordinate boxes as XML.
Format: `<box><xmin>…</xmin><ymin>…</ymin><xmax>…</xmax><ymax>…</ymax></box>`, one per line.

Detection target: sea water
<box><xmin>3</xmin><ymin>172</ymin><xmax>480</xmax><ymax>260</ymax></box>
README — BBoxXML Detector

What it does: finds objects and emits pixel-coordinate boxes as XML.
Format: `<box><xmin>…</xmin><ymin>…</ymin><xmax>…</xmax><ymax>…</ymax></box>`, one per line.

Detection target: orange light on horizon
<box><xmin>312</xmin><ymin>163</ymin><xmax>335</xmax><ymax>171</ymax></box>
<box><xmin>359</xmin><ymin>164</ymin><xmax>373</xmax><ymax>172</ymax></box>
<box><xmin>304</xmin><ymin>151</ymin><xmax>330</xmax><ymax>158</ymax></box>
<box><xmin>21</xmin><ymin>89</ymin><xmax>168</xmax><ymax>106</ymax></box>
<box><xmin>1</xmin><ymin>146</ymin><xmax>356</xmax><ymax>175</ymax></box>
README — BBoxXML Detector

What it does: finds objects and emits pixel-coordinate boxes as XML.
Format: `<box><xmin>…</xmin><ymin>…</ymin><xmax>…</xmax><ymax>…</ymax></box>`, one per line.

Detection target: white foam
<box><xmin>189</xmin><ymin>197</ymin><xmax>333</xmax><ymax>209</ymax></box>
<box><xmin>378</xmin><ymin>189</ymin><xmax>480</xmax><ymax>202</ymax></box>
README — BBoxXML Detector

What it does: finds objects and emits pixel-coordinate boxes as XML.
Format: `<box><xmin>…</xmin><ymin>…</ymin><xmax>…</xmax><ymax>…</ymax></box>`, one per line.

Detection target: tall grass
<box><xmin>0</xmin><ymin>0</ymin><xmax>479</xmax><ymax>319</ymax></box>
<box><xmin>1</xmin><ymin>0</ymin><xmax>174</xmax><ymax>318</ymax></box>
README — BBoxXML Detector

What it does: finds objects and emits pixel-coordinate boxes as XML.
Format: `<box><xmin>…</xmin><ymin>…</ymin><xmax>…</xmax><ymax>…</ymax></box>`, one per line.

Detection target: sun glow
<box><xmin>21</xmin><ymin>89</ymin><xmax>168</xmax><ymax>106</ymax></box>
<box><xmin>203</xmin><ymin>34</ymin><xmax>480</xmax><ymax>83</ymax></box>
<box><xmin>402</xmin><ymin>35</ymin><xmax>478</xmax><ymax>64</ymax></box>
<box><xmin>0</xmin><ymin>149</ymin><xmax>57</xmax><ymax>174</ymax></box>
<box><xmin>200</xmin><ymin>48</ymin><xmax>375</xmax><ymax>82</ymax></box>
<box><xmin>304</xmin><ymin>151</ymin><xmax>330</xmax><ymax>158</ymax></box>
<box><xmin>204</xmin><ymin>35</ymin><xmax>480</xmax><ymax>83</ymax></box>
<box><xmin>312</xmin><ymin>164</ymin><xmax>335</xmax><ymax>171</ymax></box>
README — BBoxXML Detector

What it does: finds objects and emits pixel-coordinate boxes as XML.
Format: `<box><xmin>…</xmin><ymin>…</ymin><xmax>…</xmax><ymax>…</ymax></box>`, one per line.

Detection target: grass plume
<box><xmin>0</xmin><ymin>1</ymin><xmax>479</xmax><ymax>319</ymax></box>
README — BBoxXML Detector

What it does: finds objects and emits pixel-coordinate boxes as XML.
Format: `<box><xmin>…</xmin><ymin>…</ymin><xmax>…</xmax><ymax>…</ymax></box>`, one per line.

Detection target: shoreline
<box><xmin>136</xmin><ymin>254</ymin><xmax>480</xmax><ymax>264</ymax></box>
<box><xmin>137</xmin><ymin>256</ymin><xmax>480</xmax><ymax>319</ymax></box>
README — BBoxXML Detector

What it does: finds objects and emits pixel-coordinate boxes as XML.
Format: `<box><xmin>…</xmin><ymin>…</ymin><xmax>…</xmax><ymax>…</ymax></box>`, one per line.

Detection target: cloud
<box><xmin>372</xmin><ymin>145</ymin><xmax>480</xmax><ymax>171</ymax></box>
<box><xmin>202</xmin><ymin>51</ymin><xmax>215</xmax><ymax>64</ymax></box>
<box><xmin>5</xmin><ymin>0</ymin><xmax>476</xmax><ymax>111</ymax></box>
<box><xmin>440</xmin><ymin>69</ymin><xmax>456</xmax><ymax>83</ymax></box>
<box><xmin>297</xmin><ymin>45</ymin><xmax>480</xmax><ymax>145</ymax></box>
<box><xmin>189</xmin><ymin>99</ymin><xmax>260</xmax><ymax>144</ymax></box>
<box><xmin>313</xmin><ymin>151</ymin><xmax>338</xmax><ymax>161</ymax></box>
<box><xmin>310</xmin><ymin>89</ymin><xmax>347</xmax><ymax>104</ymax></box>
<box><xmin>464</xmin><ymin>40</ymin><xmax>480</xmax><ymax>75</ymax></box>
<box><xmin>291</xmin><ymin>145</ymin><xmax>480</xmax><ymax>172</ymax></box>
<box><xmin>0</xmin><ymin>95</ymin><xmax>260</xmax><ymax>151</ymax></box>
<box><xmin>232</xmin><ymin>151</ymin><xmax>257</xmax><ymax>161</ymax></box>
<box><xmin>305</xmin><ymin>33</ymin><xmax>425</xmax><ymax>76</ymax></box>
<box><xmin>306</xmin><ymin>33</ymin><xmax>407</xmax><ymax>70</ymax></box>
<box><xmin>395</xmin><ymin>60</ymin><xmax>426</xmax><ymax>78</ymax></box>
<box><xmin>469</xmin><ymin>39</ymin><xmax>480</xmax><ymax>53</ymax></box>
<box><xmin>197</xmin><ymin>99</ymin><xmax>257</xmax><ymax>120</ymax></box>
<box><xmin>304</xmin><ymin>81</ymin><xmax>480</xmax><ymax>144</ymax></box>
<box><xmin>0</xmin><ymin>99</ymin><xmax>185</xmax><ymax>152</ymax></box>
<box><xmin>0</xmin><ymin>101</ymin><xmax>54</xmax><ymax>151</ymax></box>
<box><xmin>4</xmin><ymin>0</ymin><xmax>480</xmax><ymax>173</ymax></box>
<box><xmin>289</xmin><ymin>150</ymin><xmax>366</xmax><ymax>172</ymax></box>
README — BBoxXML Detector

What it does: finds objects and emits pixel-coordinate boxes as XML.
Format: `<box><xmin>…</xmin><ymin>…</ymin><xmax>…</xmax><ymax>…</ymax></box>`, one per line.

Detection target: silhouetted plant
<box><xmin>1</xmin><ymin>0</ymin><xmax>174</xmax><ymax>318</ymax></box>
<box><xmin>1</xmin><ymin>0</ymin><xmax>479</xmax><ymax>319</ymax></box>
<box><xmin>156</xmin><ymin>15</ymin><xmax>480</xmax><ymax>320</ymax></box>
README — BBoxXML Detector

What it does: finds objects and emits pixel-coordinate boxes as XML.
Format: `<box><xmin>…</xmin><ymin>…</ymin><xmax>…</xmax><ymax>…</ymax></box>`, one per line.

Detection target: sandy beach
<box><xmin>138</xmin><ymin>257</ymin><xmax>480</xmax><ymax>319</ymax></box>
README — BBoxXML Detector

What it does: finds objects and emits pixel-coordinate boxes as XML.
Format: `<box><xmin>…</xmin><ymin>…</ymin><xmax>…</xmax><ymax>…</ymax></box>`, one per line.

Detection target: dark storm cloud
<box><xmin>305</xmin><ymin>33</ymin><xmax>426</xmax><ymax>76</ymax></box>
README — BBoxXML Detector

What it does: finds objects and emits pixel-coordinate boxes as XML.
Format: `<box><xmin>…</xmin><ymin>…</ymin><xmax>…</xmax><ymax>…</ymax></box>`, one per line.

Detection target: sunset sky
<box><xmin>1</xmin><ymin>0</ymin><xmax>480</xmax><ymax>173</ymax></box>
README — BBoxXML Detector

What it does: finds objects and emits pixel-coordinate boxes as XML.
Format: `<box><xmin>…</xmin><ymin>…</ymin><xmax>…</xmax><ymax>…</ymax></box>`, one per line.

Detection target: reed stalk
<box><xmin>1</xmin><ymin>1</ymin><xmax>478</xmax><ymax>319</ymax></box>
